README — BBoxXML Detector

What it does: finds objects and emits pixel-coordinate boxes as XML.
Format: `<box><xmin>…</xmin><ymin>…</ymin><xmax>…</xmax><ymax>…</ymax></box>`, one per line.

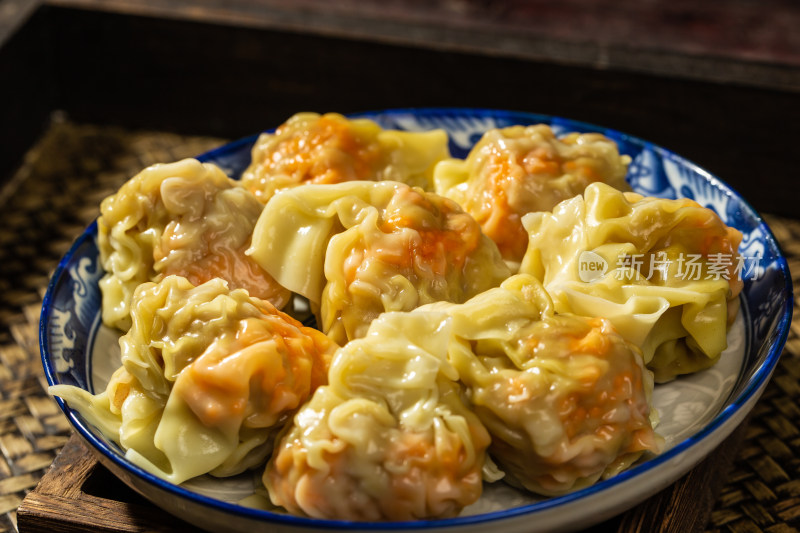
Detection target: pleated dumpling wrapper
<box><xmin>419</xmin><ymin>274</ymin><xmax>662</xmax><ymax>496</ymax></box>
<box><xmin>98</xmin><ymin>158</ymin><xmax>290</xmax><ymax>331</ymax></box>
<box><xmin>264</xmin><ymin>310</ymin><xmax>491</xmax><ymax>521</ymax></box>
<box><xmin>50</xmin><ymin>276</ymin><xmax>337</xmax><ymax>485</ymax></box>
<box><xmin>434</xmin><ymin>124</ymin><xmax>631</xmax><ymax>265</ymax></box>
<box><xmin>247</xmin><ymin>180</ymin><xmax>511</xmax><ymax>345</ymax></box>
<box><xmin>520</xmin><ymin>182</ymin><xmax>743</xmax><ymax>382</ymax></box>
<box><xmin>241</xmin><ymin>112</ymin><xmax>450</xmax><ymax>204</ymax></box>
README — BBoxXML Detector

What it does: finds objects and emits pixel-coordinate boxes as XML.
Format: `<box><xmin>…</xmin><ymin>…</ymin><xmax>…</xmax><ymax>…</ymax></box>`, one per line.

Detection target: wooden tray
<box><xmin>17</xmin><ymin>422</ymin><xmax>749</xmax><ymax>533</ymax></box>
<box><xmin>17</xmin><ymin>435</ymin><xmax>199</xmax><ymax>533</ymax></box>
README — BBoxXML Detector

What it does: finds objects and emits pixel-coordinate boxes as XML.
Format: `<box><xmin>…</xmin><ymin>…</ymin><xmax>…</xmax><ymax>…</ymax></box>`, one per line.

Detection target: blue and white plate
<box><xmin>41</xmin><ymin>108</ymin><xmax>793</xmax><ymax>533</ymax></box>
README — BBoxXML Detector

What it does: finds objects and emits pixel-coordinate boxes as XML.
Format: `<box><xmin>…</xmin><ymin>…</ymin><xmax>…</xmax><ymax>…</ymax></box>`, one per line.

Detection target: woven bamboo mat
<box><xmin>0</xmin><ymin>116</ymin><xmax>797</xmax><ymax>533</ymax></box>
<box><xmin>0</xmin><ymin>116</ymin><xmax>224</xmax><ymax>533</ymax></box>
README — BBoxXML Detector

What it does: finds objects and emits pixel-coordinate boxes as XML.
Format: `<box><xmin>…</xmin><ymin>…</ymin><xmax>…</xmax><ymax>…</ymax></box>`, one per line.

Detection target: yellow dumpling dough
<box><xmin>98</xmin><ymin>158</ymin><xmax>290</xmax><ymax>331</ymax></box>
<box><xmin>419</xmin><ymin>274</ymin><xmax>662</xmax><ymax>496</ymax></box>
<box><xmin>242</xmin><ymin>112</ymin><xmax>450</xmax><ymax>203</ymax></box>
<box><xmin>520</xmin><ymin>182</ymin><xmax>743</xmax><ymax>382</ymax></box>
<box><xmin>265</xmin><ymin>311</ymin><xmax>490</xmax><ymax>521</ymax></box>
<box><xmin>247</xmin><ymin>180</ymin><xmax>511</xmax><ymax>345</ymax></box>
<box><xmin>51</xmin><ymin>276</ymin><xmax>337</xmax><ymax>485</ymax></box>
<box><xmin>434</xmin><ymin>124</ymin><xmax>630</xmax><ymax>264</ymax></box>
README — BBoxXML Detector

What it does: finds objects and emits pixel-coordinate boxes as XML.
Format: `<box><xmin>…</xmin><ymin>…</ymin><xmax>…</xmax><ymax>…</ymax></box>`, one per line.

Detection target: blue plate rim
<box><xmin>40</xmin><ymin>107</ymin><xmax>794</xmax><ymax>530</ymax></box>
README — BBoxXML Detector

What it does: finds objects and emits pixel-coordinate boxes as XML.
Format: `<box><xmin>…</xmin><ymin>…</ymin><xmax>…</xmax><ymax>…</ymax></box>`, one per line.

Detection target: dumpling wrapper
<box><xmin>434</xmin><ymin>124</ymin><xmax>631</xmax><ymax>264</ymax></box>
<box><xmin>98</xmin><ymin>158</ymin><xmax>290</xmax><ymax>330</ymax></box>
<box><xmin>241</xmin><ymin>111</ymin><xmax>450</xmax><ymax>203</ymax></box>
<box><xmin>247</xmin><ymin>180</ymin><xmax>511</xmax><ymax>345</ymax></box>
<box><xmin>50</xmin><ymin>276</ymin><xmax>337</xmax><ymax>484</ymax></box>
<box><xmin>520</xmin><ymin>182</ymin><xmax>743</xmax><ymax>382</ymax></box>
<box><xmin>265</xmin><ymin>311</ymin><xmax>490</xmax><ymax>521</ymax></box>
<box><xmin>419</xmin><ymin>274</ymin><xmax>662</xmax><ymax>496</ymax></box>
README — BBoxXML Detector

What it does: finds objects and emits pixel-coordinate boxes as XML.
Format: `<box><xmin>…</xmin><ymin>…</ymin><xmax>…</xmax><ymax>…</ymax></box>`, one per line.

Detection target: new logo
<box><xmin>578</xmin><ymin>251</ymin><xmax>608</xmax><ymax>282</ymax></box>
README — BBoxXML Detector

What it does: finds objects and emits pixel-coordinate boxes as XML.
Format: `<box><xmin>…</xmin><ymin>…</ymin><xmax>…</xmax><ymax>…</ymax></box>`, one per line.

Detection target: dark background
<box><xmin>2</xmin><ymin>0</ymin><xmax>799</xmax><ymax>216</ymax></box>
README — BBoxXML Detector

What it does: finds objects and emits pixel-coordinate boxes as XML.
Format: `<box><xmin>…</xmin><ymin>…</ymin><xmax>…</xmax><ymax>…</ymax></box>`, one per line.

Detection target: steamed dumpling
<box><xmin>264</xmin><ymin>312</ymin><xmax>490</xmax><ymax>521</ymax></box>
<box><xmin>419</xmin><ymin>274</ymin><xmax>662</xmax><ymax>496</ymax></box>
<box><xmin>50</xmin><ymin>276</ymin><xmax>337</xmax><ymax>484</ymax></box>
<box><xmin>247</xmin><ymin>180</ymin><xmax>511</xmax><ymax>345</ymax></box>
<box><xmin>98</xmin><ymin>158</ymin><xmax>290</xmax><ymax>330</ymax></box>
<box><xmin>520</xmin><ymin>182</ymin><xmax>743</xmax><ymax>382</ymax></box>
<box><xmin>434</xmin><ymin>124</ymin><xmax>631</xmax><ymax>264</ymax></box>
<box><xmin>241</xmin><ymin>112</ymin><xmax>450</xmax><ymax>203</ymax></box>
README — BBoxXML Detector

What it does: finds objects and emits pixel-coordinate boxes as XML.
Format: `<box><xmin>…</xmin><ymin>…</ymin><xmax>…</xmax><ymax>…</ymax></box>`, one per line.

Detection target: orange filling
<box><xmin>256</xmin><ymin>115</ymin><xmax>381</xmax><ymax>187</ymax></box>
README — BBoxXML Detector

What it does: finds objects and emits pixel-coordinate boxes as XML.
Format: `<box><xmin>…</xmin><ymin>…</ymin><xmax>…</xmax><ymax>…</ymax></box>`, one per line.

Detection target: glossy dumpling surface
<box><xmin>420</xmin><ymin>274</ymin><xmax>662</xmax><ymax>496</ymax></box>
<box><xmin>98</xmin><ymin>158</ymin><xmax>290</xmax><ymax>330</ymax></box>
<box><xmin>520</xmin><ymin>182</ymin><xmax>743</xmax><ymax>382</ymax></box>
<box><xmin>50</xmin><ymin>276</ymin><xmax>337</xmax><ymax>484</ymax></box>
<box><xmin>434</xmin><ymin>124</ymin><xmax>631</xmax><ymax>264</ymax></box>
<box><xmin>264</xmin><ymin>311</ymin><xmax>490</xmax><ymax>521</ymax></box>
<box><xmin>241</xmin><ymin>112</ymin><xmax>449</xmax><ymax>203</ymax></box>
<box><xmin>248</xmin><ymin>180</ymin><xmax>511</xmax><ymax>345</ymax></box>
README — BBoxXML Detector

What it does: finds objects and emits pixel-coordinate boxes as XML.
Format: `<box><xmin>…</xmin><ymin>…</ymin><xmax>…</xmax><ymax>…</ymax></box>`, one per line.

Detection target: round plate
<box><xmin>41</xmin><ymin>108</ymin><xmax>793</xmax><ymax>533</ymax></box>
